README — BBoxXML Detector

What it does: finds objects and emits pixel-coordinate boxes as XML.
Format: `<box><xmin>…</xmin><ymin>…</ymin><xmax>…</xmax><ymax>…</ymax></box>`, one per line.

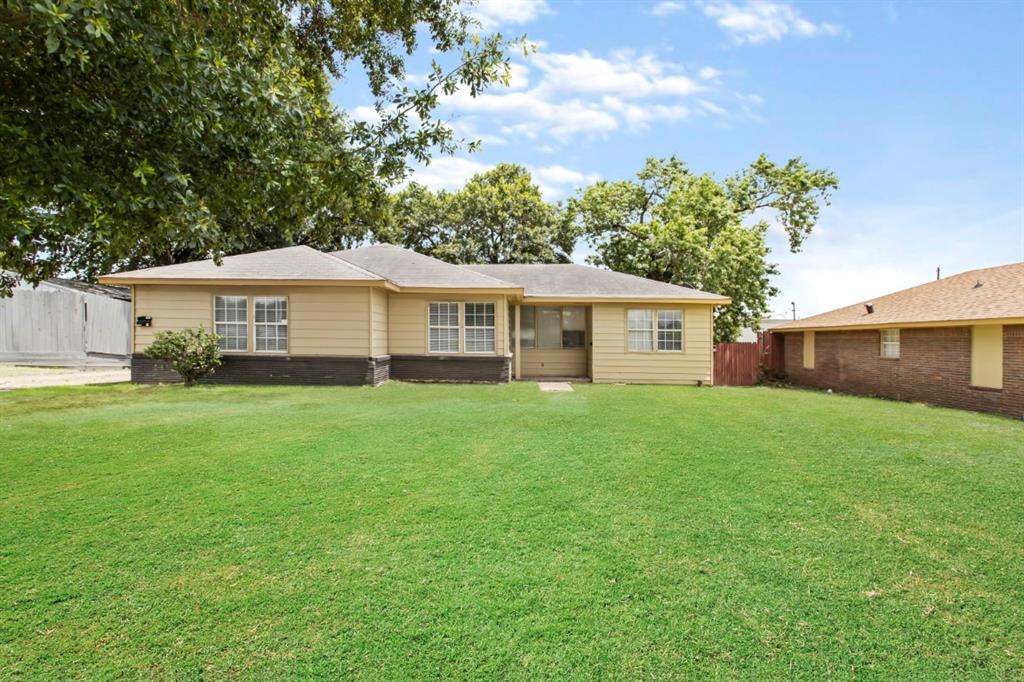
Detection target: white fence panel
<box><xmin>83</xmin><ymin>292</ymin><xmax>131</xmax><ymax>356</ymax></box>
<box><xmin>0</xmin><ymin>287</ymin><xmax>130</xmax><ymax>364</ymax></box>
<box><xmin>0</xmin><ymin>289</ymin><xmax>83</xmax><ymax>354</ymax></box>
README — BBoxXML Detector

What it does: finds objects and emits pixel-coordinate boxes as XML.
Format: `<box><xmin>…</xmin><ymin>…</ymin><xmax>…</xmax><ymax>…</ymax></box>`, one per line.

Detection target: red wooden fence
<box><xmin>713</xmin><ymin>342</ymin><xmax>759</xmax><ymax>386</ymax></box>
<box><xmin>759</xmin><ymin>330</ymin><xmax>785</xmax><ymax>373</ymax></box>
<box><xmin>713</xmin><ymin>332</ymin><xmax>786</xmax><ymax>386</ymax></box>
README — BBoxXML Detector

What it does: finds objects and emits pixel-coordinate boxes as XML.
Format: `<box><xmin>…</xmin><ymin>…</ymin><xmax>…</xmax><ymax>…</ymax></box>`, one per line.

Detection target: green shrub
<box><xmin>145</xmin><ymin>327</ymin><xmax>222</xmax><ymax>386</ymax></box>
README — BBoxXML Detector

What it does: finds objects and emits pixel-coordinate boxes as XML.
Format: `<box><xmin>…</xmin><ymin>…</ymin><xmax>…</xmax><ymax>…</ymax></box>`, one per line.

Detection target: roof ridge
<box><xmin>333</xmin><ymin>244</ymin><xmax>521</xmax><ymax>288</ymax></box>
<box><xmin>450</xmin><ymin>262</ymin><xmax>521</xmax><ymax>288</ymax></box>
<box><xmin>318</xmin><ymin>246</ymin><xmax>388</xmax><ymax>279</ymax></box>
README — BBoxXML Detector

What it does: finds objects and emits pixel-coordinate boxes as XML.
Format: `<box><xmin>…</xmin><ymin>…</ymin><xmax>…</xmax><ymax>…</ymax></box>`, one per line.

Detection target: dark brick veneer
<box><xmin>132</xmin><ymin>353</ymin><xmax>390</xmax><ymax>386</ymax></box>
<box><xmin>389</xmin><ymin>354</ymin><xmax>512</xmax><ymax>383</ymax></box>
<box><xmin>779</xmin><ymin>325</ymin><xmax>1024</xmax><ymax>418</ymax></box>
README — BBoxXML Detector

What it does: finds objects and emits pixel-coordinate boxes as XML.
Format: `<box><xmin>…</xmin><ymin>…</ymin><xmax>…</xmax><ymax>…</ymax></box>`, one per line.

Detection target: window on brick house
<box><xmin>880</xmin><ymin>329</ymin><xmax>900</xmax><ymax>359</ymax></box>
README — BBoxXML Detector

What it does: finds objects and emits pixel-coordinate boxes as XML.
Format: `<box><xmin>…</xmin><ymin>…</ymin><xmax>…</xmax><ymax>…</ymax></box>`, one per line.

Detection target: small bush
<box><xmin>145</xmin><ymin>327</ymin><xmax>223</xmax><ymax>386</ymax></box>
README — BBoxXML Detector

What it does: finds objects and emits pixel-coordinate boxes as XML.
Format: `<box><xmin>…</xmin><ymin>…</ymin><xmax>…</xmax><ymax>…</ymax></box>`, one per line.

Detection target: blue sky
<box><xmin>333</xmin><ymin>0</ymin><xmax>1024</xmax><ymax>317</ymax></box>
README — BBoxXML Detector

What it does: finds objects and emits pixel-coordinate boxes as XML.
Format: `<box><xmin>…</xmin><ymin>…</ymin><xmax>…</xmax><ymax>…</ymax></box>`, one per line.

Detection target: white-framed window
<box><xmin>429</xmin><ymin>302</ymin><xmax>460</xmax><ymax>353</ymax></box>
<box><xmin>628</xmin><ymin>309</ymin><xmax>684</xmax><ymax>352</ymax></box>
<box><xmin>880</xmin><ymin>328</ymin><xmax>900</xmax><ymax>359</ymax></box>
<box><xmin>657</xmin><ymin>310</ymin><xmax>683</xmax><ymax>351</ymax></box>
<box><xmin>254</xmin><ymin>296</ymin><xmax>288</xmax><ymax>353</ymax></box>
<box><xmin>464</xmin><ymin>302</ymin><xmax>495</xmax><ymax>353</ymax></box>
<box><xmin>627</xmin><ymin>309</ymin><xmax>654</xmax><ymax>352</ymax></box>
<box><xmin>214</xmin><ymin>295</ymin><xmax>247</xmax><ymax>352</ymax></box>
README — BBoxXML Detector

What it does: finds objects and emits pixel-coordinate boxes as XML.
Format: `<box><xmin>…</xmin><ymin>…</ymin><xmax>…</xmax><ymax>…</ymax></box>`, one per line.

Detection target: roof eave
<box><xmin>393</xmin><ymin>285</ymin><xmax>523</xmax><ymax>295</ymax></box>
<box><xmin>97</xmin><ymin>276</ymin><xmax>389</xmax><ymax>287</ymax></box>
<box><xmin>774</xmin><ymin>315</ymin><xmax>1024</xmax><ymax>332</ymax></box>
<box><xmin>522</xmin><ymin>295</ymin><xmax>731</xmax><ymax>305</ymax></box>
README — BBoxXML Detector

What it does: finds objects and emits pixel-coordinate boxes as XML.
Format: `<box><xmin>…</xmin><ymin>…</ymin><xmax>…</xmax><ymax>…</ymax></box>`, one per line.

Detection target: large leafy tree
<box><xmin>380</xmin><ymin>163</ymin><xmax>575</xmax><ymax>264</ymax></box>
<box><xmin>572</xmin><ymin>156</ymin><xmax>838</xmax><ymax>342</ymax></box>
<box><xmin>0</xmin><ymin>0</ymin><xmax>514</xmax><ymax>292</ymax></box>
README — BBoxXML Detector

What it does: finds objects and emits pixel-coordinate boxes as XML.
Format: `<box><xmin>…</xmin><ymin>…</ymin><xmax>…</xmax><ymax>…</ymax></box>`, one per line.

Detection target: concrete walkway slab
<box><xmin>538</xmin><ymin>381</ymin><xmax>573</xmax><ymax>392</ymax></box>
<box><xmin>0</xmin><ymin>365</ymin><xmax>130</xmax><ymax>390</ymax></box>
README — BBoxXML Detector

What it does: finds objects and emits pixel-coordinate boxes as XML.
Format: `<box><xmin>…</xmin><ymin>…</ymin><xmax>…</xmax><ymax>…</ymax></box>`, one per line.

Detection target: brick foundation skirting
<box><xmin>779</xmin><ymin>325</ymin><xmax>1024</xmax><ymax>418</ymax></box>
<box><xmin>389</xmin><ymin>354</ymin><xmax>512</xmax><ymax>383</ymax></box>
<box><xmin>132</xmin><ymin>353</ymin><xmax>389</xmax><ymax>386</ymax></box>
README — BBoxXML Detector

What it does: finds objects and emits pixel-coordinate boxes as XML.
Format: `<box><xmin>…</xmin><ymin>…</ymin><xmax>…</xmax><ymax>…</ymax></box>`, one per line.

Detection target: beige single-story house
<box><xmin>773</xmin><ymin>262</ymin><xmax>1023</xmax><ymax>418</ymax></box>
<box><xmin>98</xmin><ymin>244</ymin><xmax>730</xmax><ymax>385</ymax></box>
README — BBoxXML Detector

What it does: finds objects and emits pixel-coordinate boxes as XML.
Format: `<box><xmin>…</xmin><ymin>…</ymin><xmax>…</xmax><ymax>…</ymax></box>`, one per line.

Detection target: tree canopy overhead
<box><xmin>0</xmin><ymin>0</ymin><xmax>516</xmax><ymax>292</ymax></box>
<box><xmin>572</xmin><ymin>156</ymin><xmax>838</xmax><ymax>342</ymax></box>
<box><xmin>380</xmin><ymin>163</ymin><xmax>575</xmax><ymax>264</ymax></box>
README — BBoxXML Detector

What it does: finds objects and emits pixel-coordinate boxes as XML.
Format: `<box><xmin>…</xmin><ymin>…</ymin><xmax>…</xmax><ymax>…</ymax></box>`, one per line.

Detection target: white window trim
<box><xmin>627</xmin><ymin>309</ymin><xmax>684</xmax><ymax>353</ymax></box>
<box><xmin>880</xmin><ymin>328</ymin><xmax>900</xmax><ymax>359</ymax></box>
<box><xmin>463</xmin><ymin>302</ymin><xmax>496</xmax><ymax>354</ymax></box>
<box><xmin>214</xmin><ymin>295</ymin><xmax>248</xmax><ymax>354</ymax></box>
<box><xmin>657</xmin><ymin>310</ymin><xmax>684</xmax><ymax>353</ymax></box>
<box><xmin>428</xmin><ymin>301</ymin><xmax>461</xmax><ymax>354</ymax></box>
<box><xmin>627</xmin><ymin>309</ymin><xmax>654</xmax><ymax>353</ymax></box>
<box><xmin>253</xmin><ymin>296</ymin><xmax>288</xmax><ymax>354</ymax></box>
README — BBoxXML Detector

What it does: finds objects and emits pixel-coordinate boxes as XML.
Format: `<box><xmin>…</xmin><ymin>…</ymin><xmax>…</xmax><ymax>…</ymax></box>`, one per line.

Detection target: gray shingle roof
<box><xmin>464</xmin><ymin>264</ymin><xmax>729</xmax><ymax>301</ymax></box>
<box><xmin>98</xmin><ymin>243</ymin><xmax>730</xmax><ymax>302</ymax></box>
<box><xmin>101</xmin><ymin>246</ymin><xmax>382</xmax><ymax>282</ymax></box>
<box><xmin>330</xmin><ymin>244</ymin><xmax>519</xmax><ymax>289</ymax></box>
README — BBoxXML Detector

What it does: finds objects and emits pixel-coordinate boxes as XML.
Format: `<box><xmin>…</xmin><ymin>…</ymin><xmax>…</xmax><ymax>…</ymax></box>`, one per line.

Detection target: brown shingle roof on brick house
<box><xmin>776</xmin><ymin>262</ymin><xmax>1024</xmax><ymax>331</ymax></box>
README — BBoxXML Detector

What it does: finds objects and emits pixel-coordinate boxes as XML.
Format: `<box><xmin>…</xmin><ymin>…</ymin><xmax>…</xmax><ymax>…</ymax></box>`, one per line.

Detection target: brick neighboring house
<box><xmin>773</xmin><ymin>263</ymin><xmax>1023</xmax><ymax>418</ymax></box>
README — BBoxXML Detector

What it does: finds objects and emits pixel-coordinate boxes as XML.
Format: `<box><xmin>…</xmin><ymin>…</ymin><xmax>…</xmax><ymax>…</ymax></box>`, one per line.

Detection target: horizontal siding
<box><xmin>591</xmin><ymin>303</ymin><xmax>714</xmax><ymax>385</ymax></box>
<box><xmin>133</xmin><ymin>284</ymin><xmax>371</xmax><ymax>355</ymax></box>
<box><xmin>521</xmin><ymin>348</ymin><xmax>588</xmax><ymax>377</ymax></box>
<box><xmin>370</xmin><ymin>288</ymin><xmax>388</xmax><ymax>356</ymax></box>
<box><xmin>388</xmin><ymin>293</ymin><xmax>508</xmax><ymax>356</ymax></box>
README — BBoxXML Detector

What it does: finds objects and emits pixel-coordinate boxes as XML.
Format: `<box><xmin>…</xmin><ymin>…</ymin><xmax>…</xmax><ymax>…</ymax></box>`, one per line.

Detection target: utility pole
<box><xmin>790</xmin><ymin>301</ymin><xmax>796</xmax><ymax>320</ymax></box>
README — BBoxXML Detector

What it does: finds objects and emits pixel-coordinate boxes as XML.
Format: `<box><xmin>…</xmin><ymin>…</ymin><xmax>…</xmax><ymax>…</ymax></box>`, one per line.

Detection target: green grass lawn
<box><xmin>1</xmin><ymin>382</ymin><xmax>1022</xmax><ymax>679</ymax></box>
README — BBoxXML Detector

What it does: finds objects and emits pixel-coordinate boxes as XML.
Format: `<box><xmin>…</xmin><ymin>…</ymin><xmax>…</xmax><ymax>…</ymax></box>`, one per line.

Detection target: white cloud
<box><xmin>444</xmin><ymin>89</ymin><xmax>619</xmax><ymax>141</ymax></box>
<box><xmin>437</xmin><ymin>48</ymin><xmax>722</xmax><ymax>142</ymax></box>
<box><xmin>650</xmin><ymin>1</ymin><xmax>686</xmax><ymax>16</ymax></box>
<box><xmin>698</xmin><ymin>99</ymin><xmax>726</xmax><ymax>114</ymax></box>
<box><xmin>602</xmin><ymin>96</ymin><xmax>691</xmax><ymax>129</ymax></box>
<box><xmin>449</xmin><ymin>119</ymin><xmax>507</xmax><ymax>146</ymax></box>
<box><xmin>698</xmin><ymin>66</ymin><xmax>721</xmax><ymax>80</ymax></box>
<box><xmin>702</xmin><ymin>1</ymin><xmax>843</xmax><ymax>44</ymax></box>
<box><xmin>531</xmin><ymin>50</ymin><xmax>703</xmax><ymax>98</ymax></box>
<box><xmin>350</xmin><ymin>105</ymin><xmax>382</xmax><ymax>124</ymax></box>
<box><xmin>507</xmin><ymin>63</ymin><xmax>530</xmax><ymax>90</ymax></box>
<box><xmin>471</xmin><ymin>0</ymin><xmax>552</xmax><ymax>31</ymax></box>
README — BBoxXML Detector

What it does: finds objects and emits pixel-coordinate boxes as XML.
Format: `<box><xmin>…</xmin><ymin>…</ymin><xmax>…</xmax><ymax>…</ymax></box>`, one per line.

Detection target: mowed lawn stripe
<box><xmin>1</xmin><ymin>382</ymin><xmax>1021</xmax><ymax>678</ymax></box>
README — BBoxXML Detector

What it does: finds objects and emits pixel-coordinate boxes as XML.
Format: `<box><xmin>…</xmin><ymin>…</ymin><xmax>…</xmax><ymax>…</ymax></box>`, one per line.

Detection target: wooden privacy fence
<box><xmin>713</xmin><ymin>332</ymin><xmax>785</xmax><ymax>386</ymax></box>
<box><xmin>0</xmin><ymin>287</ymin><xmax>130</xmax><ymax>366</ymax></box>
<box><xmin>713</xmin><ymin>342</ymin><xmax>759</xmax><ymax>386</ymax></box>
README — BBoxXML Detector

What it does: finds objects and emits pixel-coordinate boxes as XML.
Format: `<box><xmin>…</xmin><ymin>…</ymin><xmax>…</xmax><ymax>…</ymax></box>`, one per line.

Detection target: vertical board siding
<box><xmin>590</xmin><ymin>303</ymin><xmax>714</xmax><ymax>385</ymax></box>
<box><xmin>387</xmin><ymin>293</ymin><xmax>508</xmax><ymax>356</ymax></box>
<box><xmin>0</xmin><ymin>287</ymin><xmax>130</xmax><ymax>363</ymax></box>
<box><xmin>713</xmin><ymin>342</ymin><xmax>759</xmax><ymax>385</ymax></box>
<box><xmin>133</xmin><ymin>285</ymin><xmax>372</xmax><ymax>355</ymax></box>
<box><xmin>83</xmin><ymin>292</ymin><xmax>132</xmax><ymax>356</ymax></box>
